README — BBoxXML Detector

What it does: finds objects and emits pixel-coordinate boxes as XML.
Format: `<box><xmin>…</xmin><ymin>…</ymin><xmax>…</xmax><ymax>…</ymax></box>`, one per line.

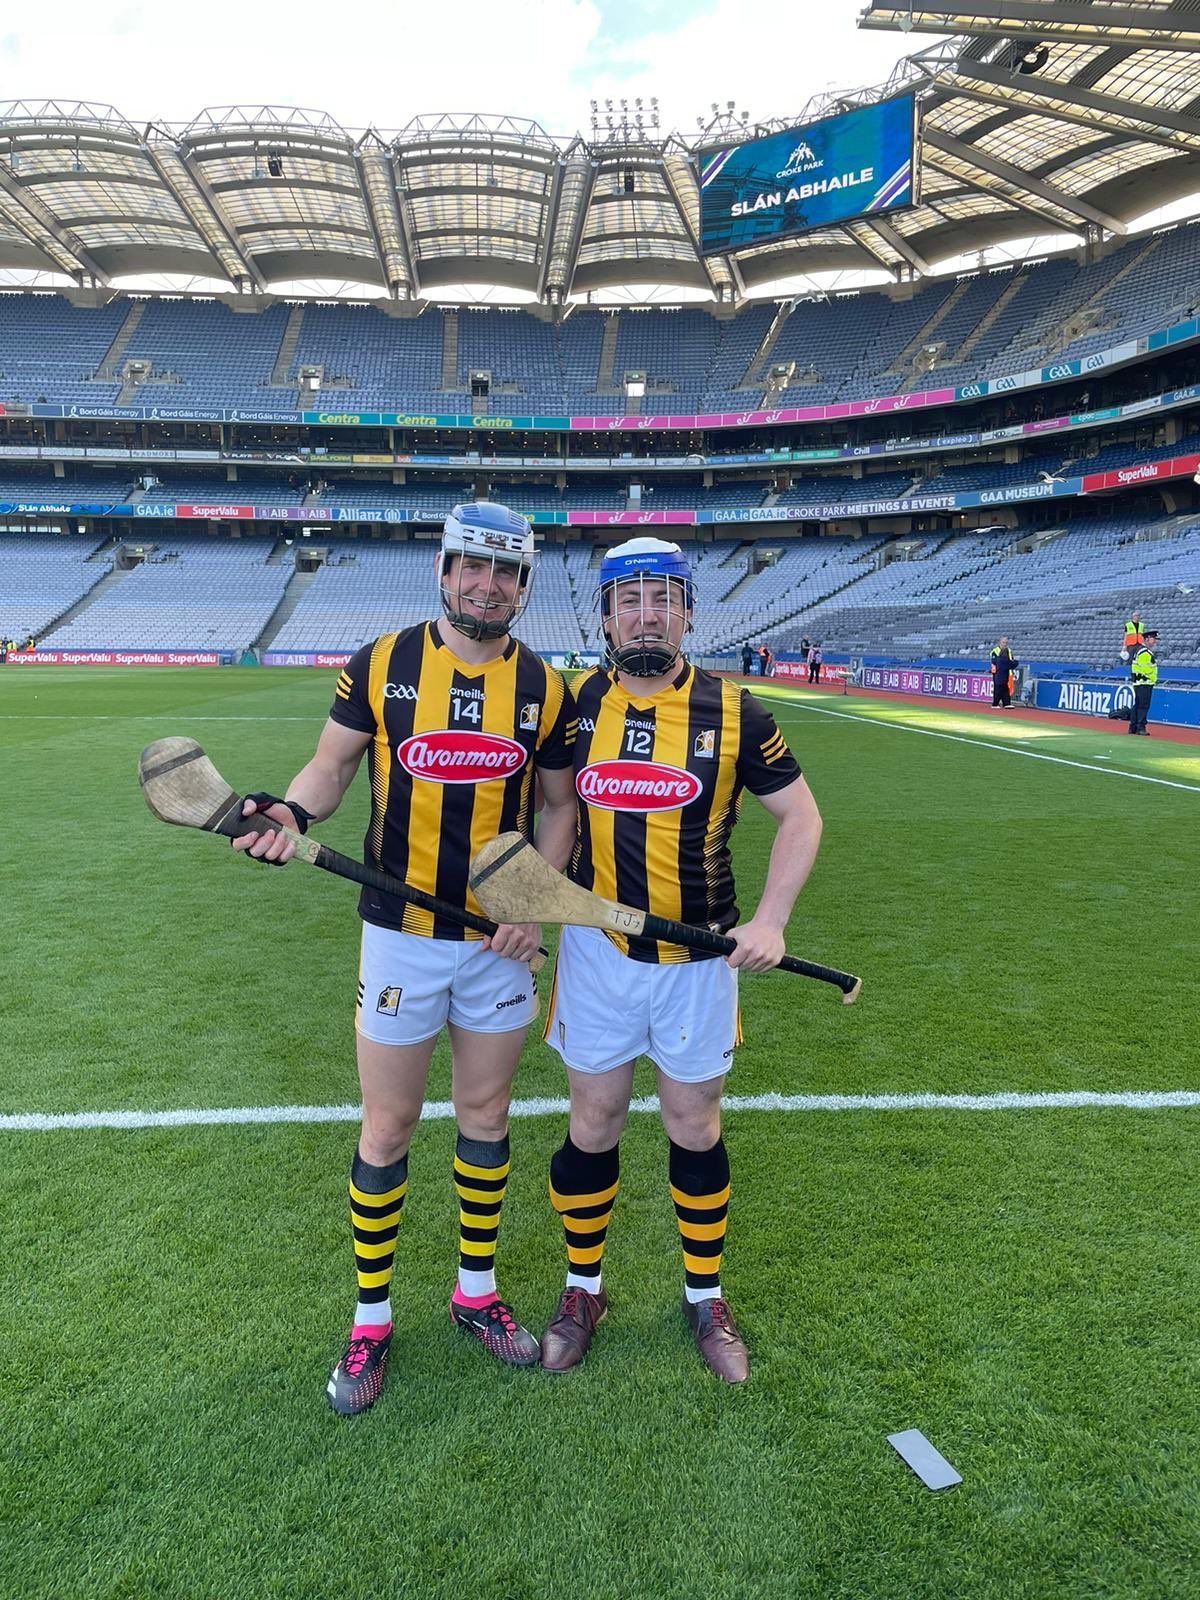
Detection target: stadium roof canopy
<box><xmin>1</xmin><ymin>6</ymin><xmax>1199</xmax><ymax>305</ymax></box>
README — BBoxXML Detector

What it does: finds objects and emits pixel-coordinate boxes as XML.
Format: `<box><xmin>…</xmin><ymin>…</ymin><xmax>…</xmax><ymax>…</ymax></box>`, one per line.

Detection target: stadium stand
<box><xmin>779</xmin><ymin>520</ymin><xmax>1200</xmax><ymax>666</ymax></box>
<box><xmin>41</xmin><ymin>538</ymin><xmax>290</xmax><ymax>652</ymax></box>
<box><xmin>9</xmin><ymin>510</ymin><xmax>1197</xmax><ymax>665</ymax></box>
<box><xmin>0</xmin><ymin>533</ymin><xmax>113</xmax><ymax>640</ymax></box>
<box><xmin>119</xmin><ymin>300</ymin><xmax>294</xmax><ymax>410</ymax></box>
<box><xmin>1</xmin><ymin>422</ymin><xmax>1199</xmax><ymax>519</ymax></box>
<box><xmin>0</xmin><ymin>296</ymin><xmax>124</xmax><ymax>407</ymax></box>
<box><xmin>268</xmin><ymin>541</ymin><xmax>587</xmax><ymax>655</ymax></box>
<box><xmin>1</xmin><ymin>220</ymin><xmax>1199</xmax><ymax>415</ymax></box>
<box><xmin>290</xmin><ymin>304</ymin><xmax>446</xmax><ymax>412</ymax></box>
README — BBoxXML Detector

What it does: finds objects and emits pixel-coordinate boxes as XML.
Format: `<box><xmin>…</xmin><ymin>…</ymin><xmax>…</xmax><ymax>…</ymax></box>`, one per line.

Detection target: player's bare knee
<box><xmin>661</xmin><ymin>1108</ymin><xmax>721</xmax><ymax>1149</ymax></box>
<box><xmin>451</xmin><ymin>1091</ymin><xmax>510</xmax><ymax>1143</ymax></box>
<box><xmin>659</xmin><ymin>1084</ymin><xmax>722</xmax><ymax>1150</ymax></box>
<box><xmin>359</xmin><ymin>1113</ymin><xmax>418</xmax><ymax>1166</ymax></box>
<box><xmin>569</xmin><ymin>1095</ymin><xmax>628</xmax><ymax>1151</ymax></box>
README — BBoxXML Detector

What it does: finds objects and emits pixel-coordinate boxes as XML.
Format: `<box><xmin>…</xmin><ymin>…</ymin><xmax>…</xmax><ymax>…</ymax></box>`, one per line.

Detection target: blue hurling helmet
<box><xmin>596</xmin><ymin>537</ymin><xmax>695</xmax><ymax>677</ymax></box>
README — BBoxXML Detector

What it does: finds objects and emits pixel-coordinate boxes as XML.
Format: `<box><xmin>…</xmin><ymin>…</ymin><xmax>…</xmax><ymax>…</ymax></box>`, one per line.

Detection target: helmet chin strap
<box><xmin>441</xmin><ymin>588</ymin><xmax>514</xmax><ymax>642</ymax></box>
<box><xmin>606</xmin><ymin>637</ymin><xmax>682</xmax><ymax>677</ymax></box>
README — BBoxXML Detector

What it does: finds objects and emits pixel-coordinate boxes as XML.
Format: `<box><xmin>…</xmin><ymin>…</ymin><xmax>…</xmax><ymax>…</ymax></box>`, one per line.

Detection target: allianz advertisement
<box><xmin>1035</xmin><ymin>678</ymin><xmax>1200</xmax><ymax>729</ymax></box>
<box><xmin>699</xmin><ymin>95</ymin><xmax>915</xmax><ymax>255</ymax></box>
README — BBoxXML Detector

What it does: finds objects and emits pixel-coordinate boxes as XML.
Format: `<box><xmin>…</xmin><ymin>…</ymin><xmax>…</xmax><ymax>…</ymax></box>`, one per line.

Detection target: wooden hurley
<box><xmin>138</xmin><ymin>736</ymin><xmax>548</xmax><ymax>972</ymax></box>
<box><xmin>469</xmin><ymin>832</ymin><xmax>861</xmax><ymax>1003</ymax></box>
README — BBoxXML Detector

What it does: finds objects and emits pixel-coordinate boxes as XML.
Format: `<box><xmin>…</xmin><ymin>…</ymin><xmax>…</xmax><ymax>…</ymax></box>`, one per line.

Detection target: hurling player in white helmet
<box><xmin>438</xmin><ymin>500</ymin><xmax>537</xmax><ymax>640</ymax></box>
<box><xmin>231</xmin><ymin>501</ymin><xmax>578</xmax><ymax>1415</ymax></box>
<box><xmin>539</xmin><ymin>537</ymin><xmax>823</xmax><ymax>1384</ymax></box>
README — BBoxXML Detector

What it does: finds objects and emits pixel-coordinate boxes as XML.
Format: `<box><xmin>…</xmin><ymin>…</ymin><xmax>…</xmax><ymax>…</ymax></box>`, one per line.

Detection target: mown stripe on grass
<box><xmin>755</xmin><ymin>690</ymin><xmax>1200</xmax><ymax>793</ymax></box>
<box><xmin>4</xmin><ymin>1088</ymin><xmax>1200</xmax><ymax>1133</ymax></box>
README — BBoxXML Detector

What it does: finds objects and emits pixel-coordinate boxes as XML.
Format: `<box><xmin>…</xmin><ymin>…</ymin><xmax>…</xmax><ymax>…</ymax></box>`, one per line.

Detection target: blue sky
<box><xmin>577</xmin><ymin>0</ymin><xmax>719</xmax><ymax>80</ymax></box>
<box><xmin>0</xmin><ymin>0</ymin><xmax>918</xmax><ymax>135</ymax></box>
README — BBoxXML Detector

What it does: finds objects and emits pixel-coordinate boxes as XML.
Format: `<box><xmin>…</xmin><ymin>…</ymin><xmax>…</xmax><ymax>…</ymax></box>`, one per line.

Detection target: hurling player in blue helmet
<box><xmin>231</xmin><ymin>501</ymin><xmax>578</xmax><ymax>1415</ymax></box>
<box><xmin>593</xmin><ymin>537</ymin><xmax>696</xmax><ymax>675</ymax></box>
<box><xmin>539</xmin><ymin>537</ymin><xmax>823</xmax><ymax>1384</ymax></box>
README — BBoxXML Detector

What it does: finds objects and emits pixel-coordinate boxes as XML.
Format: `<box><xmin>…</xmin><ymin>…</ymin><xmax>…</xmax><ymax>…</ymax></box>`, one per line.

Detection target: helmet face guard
<box><xmin>438</xmin><ymin>502</ymin><xmax>536</xmax><ymax>641</ymax></box>
<box><xmin>596</xmin><ymin>541</ymin><xmax>695</xmax><ymax>677</ymax></box>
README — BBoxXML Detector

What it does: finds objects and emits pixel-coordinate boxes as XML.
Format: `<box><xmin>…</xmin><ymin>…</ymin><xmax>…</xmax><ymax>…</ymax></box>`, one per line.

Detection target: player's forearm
<box><xmin>535</xmin><ymin>796</ymin><xmax>577</xmax><ymax>872</ymax></box>
<box><xmin>283</xmin><ymin>754</ymin><xmax>359</xmax><ymax>823</ymax></box>
<box><xmin>753</xmin><ymin>808</ymin><xmax>823</xmax><ymax>930</ymax></box>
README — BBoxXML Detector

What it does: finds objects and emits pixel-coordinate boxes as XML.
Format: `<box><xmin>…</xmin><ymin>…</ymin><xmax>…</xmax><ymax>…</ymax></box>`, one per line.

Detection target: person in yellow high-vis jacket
<box><xmin>1129</xmin><ymin>629</ymin><xmax>1159</xmax><ymax>735</ymax></box>
<box><xmin>990</xmin><ymin>637</ymin><xmax>1017</xmax><ymax>707</ymax></box>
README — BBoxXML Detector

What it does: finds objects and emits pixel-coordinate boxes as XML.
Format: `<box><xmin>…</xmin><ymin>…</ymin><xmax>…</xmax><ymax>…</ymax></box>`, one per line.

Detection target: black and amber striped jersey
<box><xmin>329</xmin><ymin>622</ymin><xmax>575</xmax><ymax>938</ymax></box>
<box><xmin>569</xmin><ymin>663</ymin><xmax>801</xmax><ymax>963</ymax></box>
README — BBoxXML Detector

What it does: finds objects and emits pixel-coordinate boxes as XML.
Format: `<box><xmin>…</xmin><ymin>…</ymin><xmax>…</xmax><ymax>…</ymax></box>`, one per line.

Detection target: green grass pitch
<box><xmin>2</xmin><ymin>666</ymin><xmax>1198</xmax><ymax>1599</ymax></box>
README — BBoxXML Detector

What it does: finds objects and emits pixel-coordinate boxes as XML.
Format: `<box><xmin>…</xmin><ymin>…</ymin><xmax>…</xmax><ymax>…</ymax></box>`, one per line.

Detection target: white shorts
<box><xmin>544</xmin><ymin>924</ymin><xmax>741</xmax><ymax>1084</ymax></box>
<box><xmin>356</xmin><ymin>922</ymin><xmax>537</xmax><ymax>1046</ymax></box>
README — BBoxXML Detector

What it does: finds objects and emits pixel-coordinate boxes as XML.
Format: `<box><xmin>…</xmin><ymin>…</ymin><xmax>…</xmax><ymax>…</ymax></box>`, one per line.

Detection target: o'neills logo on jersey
<box><xmin>396</xmin><ymin>731</ymin><xmax>527</xmax><ymax>784</ymax></box>
<box><xmin>577</xmin><ymin>760</ymin><xmax>702</xmax><ymax>813</ymax></box>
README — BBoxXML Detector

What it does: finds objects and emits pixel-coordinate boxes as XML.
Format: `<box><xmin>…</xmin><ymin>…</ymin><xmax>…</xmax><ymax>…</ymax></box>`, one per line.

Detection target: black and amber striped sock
<box><xmin>349</xmin><ymin>1146</ymin><xmax>408</xmax><ymax>1336</ymax></box>
<box><xmin>669</xmin><ymin>1136</ymin><xmax>730</xmax><ymax>1303</ymax></box>
<box><xmin>453</xmin><ymin>1132</ymin><xmax>510</xmax><ymax>1299</ymax></box>
<box><xmin>549</xmin><ymin>1135</ymin><xmax>620</xmax><ymax>1292</ymax></box>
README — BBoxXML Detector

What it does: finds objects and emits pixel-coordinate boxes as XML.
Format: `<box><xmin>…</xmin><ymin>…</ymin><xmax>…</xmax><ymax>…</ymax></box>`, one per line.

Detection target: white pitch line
<box><xmin>4</xmin><ymin>1089</ymin><xmax>1200</xmax><ymax>1134</ymax></box>
<box><xmin>756</xmin><ymin>691</ymin><xmax>1200</xmax><ymax>794</ymax></box>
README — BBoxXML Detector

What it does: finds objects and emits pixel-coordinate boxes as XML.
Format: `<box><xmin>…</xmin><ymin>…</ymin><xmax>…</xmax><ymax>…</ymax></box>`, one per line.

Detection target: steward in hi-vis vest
<box><xmin>1121</xmin><ymin>610</ymin><xmax>1143</xmax><ymax>662</ymax></box>
<box><xmin>990</xmin><ymin>637</ymin><xmax>1017</xmax><ymax>707</ymax></box>
<box><xmin>1128</xmin><ymin>630</ymin><xmax>1159</xmax><ymax>735</ymax></box>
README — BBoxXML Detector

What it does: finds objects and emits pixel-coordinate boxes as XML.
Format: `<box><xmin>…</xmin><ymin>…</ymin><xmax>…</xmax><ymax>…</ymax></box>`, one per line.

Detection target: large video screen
<box><xmin>699</xmin><ymin>94</ymin><xmax>916</xmax><ymax>256</ymax></box>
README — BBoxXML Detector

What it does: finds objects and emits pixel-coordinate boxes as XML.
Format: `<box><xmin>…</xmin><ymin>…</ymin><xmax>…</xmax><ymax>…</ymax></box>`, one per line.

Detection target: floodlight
<box><xmin>1018</xmin><ymin>42</ymin><xmax>1050</xmax><ymax>74</ymax></box>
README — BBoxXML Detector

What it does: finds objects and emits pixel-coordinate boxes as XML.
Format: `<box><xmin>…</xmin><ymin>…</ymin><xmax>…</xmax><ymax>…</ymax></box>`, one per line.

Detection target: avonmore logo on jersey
<box><xmin>396</xmin><ymin>731</ymin><xmax>527</xmax><ymax>784</ymax></box>
<box><xmin>577</xmin><ymin>760</ymin><xmax>703</xmax><ymax>813</ymax></box>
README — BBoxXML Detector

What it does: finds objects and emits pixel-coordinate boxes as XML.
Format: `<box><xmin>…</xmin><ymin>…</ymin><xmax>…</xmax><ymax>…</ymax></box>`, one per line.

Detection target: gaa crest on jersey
<box><xmin>577</xmin><ymin>759</ymin><xmax>703</xmax><ymax>813</ymax></box>
<box><xmin>396</xmin><ymin>730</ymin><xmax>527</xmax><ymax>784</ymax></box>
<box><xmin>693</xmin><ymin>729</ymin><xmax>715</xmax><ymax>758</ymax></box>
<box><xmin>520</xmin><ymin>701</ymin><xmax>540</xmax><ymax>731</ymax></box>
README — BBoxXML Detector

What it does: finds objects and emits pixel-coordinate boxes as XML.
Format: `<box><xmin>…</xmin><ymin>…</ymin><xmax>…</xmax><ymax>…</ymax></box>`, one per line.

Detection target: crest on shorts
<box><xmin>694</xmin><ymin>729</ymin><xmax>715</xmax><ymax>758</ymax></box>
<box><xmin>376</xmin><ymin>986</ymin><xmax>403</xmax><ymax>1016</ymax></box>
<box><xmin>520</xmin><ymin>701</ymin><xmax>540</xmax><ymax>731</ymax></box>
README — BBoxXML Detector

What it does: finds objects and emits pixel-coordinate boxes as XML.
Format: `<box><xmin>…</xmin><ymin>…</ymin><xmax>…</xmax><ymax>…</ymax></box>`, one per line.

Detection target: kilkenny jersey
<box><xmin>570</xmin><ymin>663</ymin><xmax>801</xmax><ymax>964</ymax></box>
<box><xmin>330</xmin><ymin>622</ymin><xmax>575</xmax><ymax>938</ymax></box>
